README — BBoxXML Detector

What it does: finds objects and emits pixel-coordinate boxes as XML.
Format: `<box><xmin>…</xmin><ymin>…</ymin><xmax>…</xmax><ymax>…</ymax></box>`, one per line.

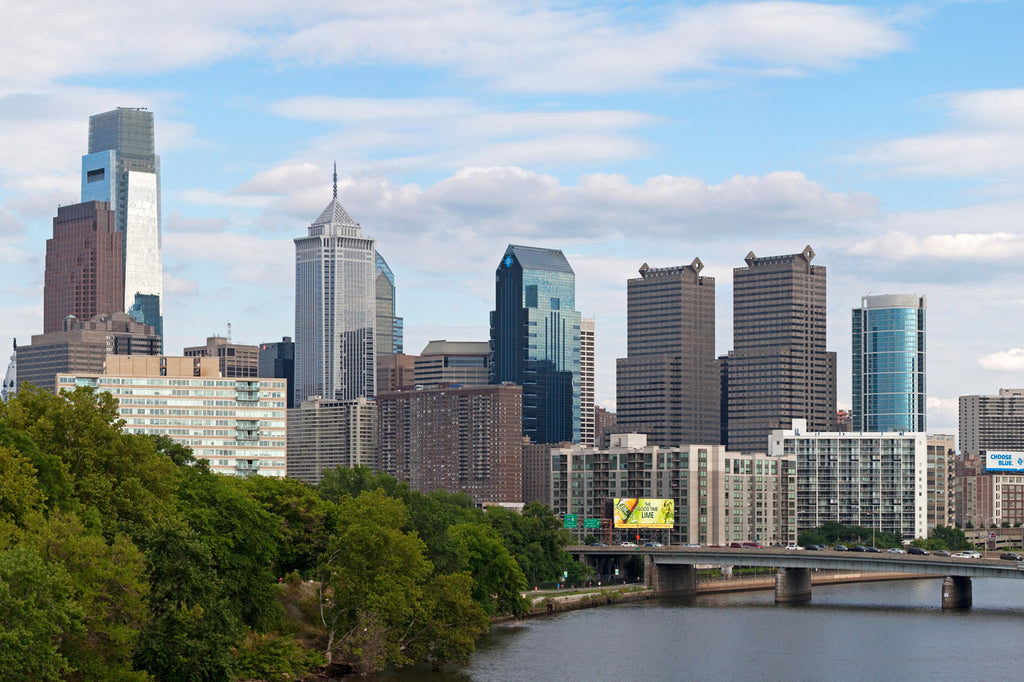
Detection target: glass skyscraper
<box><xmin>80</xmin><ymin>108</ymin><xmax>163</xmax><ymax>340</ymax></box>
<box><xmin>852</xmin><ymin>294</ymin><xmax>926</xmax><ymax>432</ymax></box>
<box><xmin>490</xmin><ymin>244</ymin><xmax>581</xmax><ymax>444</ymax></box>
<box><xmin>375</xmin><ymin>251</ymin><xmax>403</xmax><ymax>354</ymax></box>
<box><xmin>294</xmin><ymin>173</ymin><xmax>376</xmax><ymax>406</ymax></box>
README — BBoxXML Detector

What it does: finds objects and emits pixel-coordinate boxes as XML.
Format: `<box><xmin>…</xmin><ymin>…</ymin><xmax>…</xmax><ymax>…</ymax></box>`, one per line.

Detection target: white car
<box><xmin>785</xmin><ymin>545</ymin><xmax>804</xmax><ymax>550</ymax></box>
<box><xmin>886</xmin><ymin>548</ymin><xmax>905</xmax><ymax>554</ymax></box>
<box><xmin>951</xmin><ymin>550</ymin><xmax>981</xmax><ymax>559</ymax></box>
<box><xmin>620</xmin><ymin>542</ymin><xmax>638</xmax><ymax>548</ymax></box>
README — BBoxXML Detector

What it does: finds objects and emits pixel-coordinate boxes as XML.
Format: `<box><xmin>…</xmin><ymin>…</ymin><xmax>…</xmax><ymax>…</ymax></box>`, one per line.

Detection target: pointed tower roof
<box><xmin>311</xmin><ymin>163</ymin><xmax>361</xmax><ymax>233</ymax></box>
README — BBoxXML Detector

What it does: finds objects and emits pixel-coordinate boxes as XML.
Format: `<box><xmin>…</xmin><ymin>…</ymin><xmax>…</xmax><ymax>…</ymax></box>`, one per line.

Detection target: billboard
<box><xmin>613</xmin><ymin>498</ymin><xmax>674</xmax><ymax>528</ymax></box>
<box><xmin>986</xmin><ymin>451</ymin><xmax>1024</xmax><ymax>472</ymax></box>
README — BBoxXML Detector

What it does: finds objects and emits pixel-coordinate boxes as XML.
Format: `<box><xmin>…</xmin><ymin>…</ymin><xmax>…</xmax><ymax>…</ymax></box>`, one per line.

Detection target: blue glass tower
<box><xmin>490</xmin><ymin>245</ymin><xmax>581</xmax><ymax>444</ymax></box>
<box><xmin>852</xmin><ymin>294</ymin><xmax>926</xmax><ymax>432</ymax></box>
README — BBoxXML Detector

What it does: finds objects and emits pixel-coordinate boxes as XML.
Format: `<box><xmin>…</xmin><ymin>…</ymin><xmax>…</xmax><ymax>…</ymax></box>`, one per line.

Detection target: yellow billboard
<box><xmin>613</xmin><ymin>498</ymin><xmax>674</xmax><ymax>528</ymax></box>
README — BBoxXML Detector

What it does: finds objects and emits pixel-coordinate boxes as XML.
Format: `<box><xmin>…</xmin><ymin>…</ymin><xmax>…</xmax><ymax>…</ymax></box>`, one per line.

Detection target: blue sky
<box><xmin>3</xmin><ymin>0</ymin><xmax>1024</xmax><ymax>437</ymax></box>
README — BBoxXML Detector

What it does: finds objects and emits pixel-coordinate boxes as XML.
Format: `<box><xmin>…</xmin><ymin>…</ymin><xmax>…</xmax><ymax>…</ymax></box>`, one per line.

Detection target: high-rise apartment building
<box><xmin>771</xmin><ymin>419</ymin><xmax>927</xmax><ymax>540</ymax></box>
<box><xmin>58</xmin><ymin>355</ymin><xmax>287</xmax><ymax>477</ymax></box>
<box><xmin>184</xmin><ymin>336</ymin><xmax>259</xmax><ymax>378</ymax></box>
<box><xmin>959</xmin><ymin>389</ymin><xmax>1024</xmax><ymax>455</ymax></box>
<box><xmin>376</xmin><ymin>353</ymin><xmax>416</xmax><ymax>392</ymax></box>
<box><xmin>616</xmin><ymin>259</ymin><xmax>719</xmax><ymax>447</ymax></box>
<box><xmin>286</xmin><ymin>396</ymin><xmax>377</xmax><ymax>483</ymax></box>
<box><xmin>80</xmin><ymin>108</ymin><xmax>163</xmax><ymax>339</ymax></box>
<box><xmin>927</xmin><ymin>434</ymin><xmax>954</xmax><ymax>530</ymax></box>
<box><xmin>294</xmin><ymin>171</ymin><xmax>376</xmax><ymax>405</ymax></box>
<box><xmin>724</xmin><ymin>247</ymin><xmax>837</xmax><ymax>453</ymax></box>
<box><xmin>852</xmin><ymin>294</ymin><xmax>927</xmax><ymax>432</ymax></box>
<box><xmin>259</xmin><ymin>337</ymin><xmax>295</xmax><ymax>409</ymax></box>
<box><xmin>17</xmin><ymin>312</ymin><xmax>161</xmax><ymax>392</ymax></box>
<box><xmin>375</xmin><ymin>251</ymin><xmax>403</xmax><ymax>355</ymax></box>
<box><xmin>376</xmin><ymin>384</ymin><xmax>524</xmax><ymax>503</ymax></box>
<box><xmin>490</xmin><ymin>245</ymin><xmax>581</xmax><ymax>444</ymax></box>
<box><xmin>43</xmin><ymin>201</ymin><xmax>123</xmax><ymax>334</ymax></box>
<box><xmin>414</xmin><ymin>340</ymin><xmax>489</xmax><ymax>387</ymax></box>
<box><xmin>580</xmin><ymin>317</ymin><xmax>595</xmax><ymax>447</ymax></box>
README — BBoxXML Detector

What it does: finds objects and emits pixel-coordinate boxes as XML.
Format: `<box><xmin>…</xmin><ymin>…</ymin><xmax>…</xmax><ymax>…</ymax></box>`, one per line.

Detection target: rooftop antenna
<box><xmin>227</xmin><ymin>322</ymin><xmax>232</xmax><ymax>342</ymax></box>
<box><xmin>333</xmin><ymin>162</ymin><xmax>338</xmax><ymax>200</ymax></box>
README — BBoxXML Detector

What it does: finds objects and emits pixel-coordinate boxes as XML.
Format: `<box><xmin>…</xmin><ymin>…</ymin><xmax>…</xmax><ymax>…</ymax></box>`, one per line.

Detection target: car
<box><xmin>588</xmin><ymin>542</ymin><xmax>607</xmax><ymax>547</ymax></box>
<box><xmin>865</xmin><ymin>546</ymin><xmax>882</xmax><ymax>553</ymax></box>
<box><xmin>851</xmin><ymin>545</ymin><xmax>868</xmax><ymax>552</ymax></box>
<box><xmin>681</xmin><ymin>543</ymin><xmax>702</xmax><ymax>548</ymax></box>
<box><xmin>804</xmin><ymin>544</ymin><xmax>821</xmax><ymax>550</ymax></box>
<box><xmin>644</xmin><ymin>541</ymin><xmax>663</xmax><ymax>548</ymax></box>
<box><xmin>785</xmin><ymin>545</ymin><xmax>804</xmax><ymax>551</ymax></box>
<box><xmin>886</xmin><ymin>548</ymin><xmax>906</xmax><ymax>554</ymax></box>
<box><xmin>951</xmin><ymin>551</ymin><xmax>973</xmax><ymax>558</ymax></box>
<box><xmin>933</xmin><ymin>550</ymin><xmax>951</xmax><ymax>557</ymax></box>
<box><xmin>833</xmin><ymin>544</ymin><xmax>848</xmax><ymax>551</ymax></box>
<box><xmin>620</xmin><ymin>542</ymin><xmax>637</xmax><ymax>548</ymax></box>
<box><xmin>957</xmin><ymin>550</ymin><xmax>981</xmax><ymax>559</ymax></box>
<box><xmin>1000</xmin><ymin>552</ymin><xmax>1023</xmax><ymax>561</ymax></box>
<box><xmin>907</xmin><ymin>546</ymin><xmax>929</xmax><ymax>555</ymax></box>
<box><xmin>742</xmin><ymin>542</ymin><xmax>764</xmax><ymax>548</ymax></box>
<box><xmin>729</xmin><ymin>542</ymin><xmax>744</xmax><ymax>548</ymax></box>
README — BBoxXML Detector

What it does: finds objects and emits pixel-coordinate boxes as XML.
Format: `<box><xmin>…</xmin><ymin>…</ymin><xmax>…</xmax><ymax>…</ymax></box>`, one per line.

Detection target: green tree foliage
<box><xmin>448</xmin><ymin>523</ymin><xmax>528</xmax><ymax>616</ymax></box>
<box><xmin>931</xmin><ymin>525</ymin><xmax>972</xmax><ymax>551</ymax></box>
<box><xmin>486</xmin><ymin>502</ymin><xmax>585</xmax><ymax>585</ymax></box>
<box><xmin>798</xmin><ymin>521</ymin><xmax>902</xmax><ymax>549</ymax></box>
<box><xmin>0</xmin><ymin>442</ymin><xmax>45</xmax><ymax>525</ymax></box>
<box><xmin>0</xmin><ymin>545</ymin><xmax>83</xmax><ymax>681</ymax></box>
<box><xmin>242</xmin><ymin>475</ymin><xmax>335</xmax><ymax>578</ymax></box>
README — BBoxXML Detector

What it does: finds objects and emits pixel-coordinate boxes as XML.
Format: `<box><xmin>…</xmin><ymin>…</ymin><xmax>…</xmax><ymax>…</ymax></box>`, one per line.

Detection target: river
<box><xmin>364</xmin><ymin>577</ymin><xmax>1024</xmax><ymax>681</ymax></box>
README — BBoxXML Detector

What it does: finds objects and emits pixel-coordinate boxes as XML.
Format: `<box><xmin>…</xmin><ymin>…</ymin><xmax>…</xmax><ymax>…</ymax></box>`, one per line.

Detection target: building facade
<box><xmin>294</xmin><ymin>173</ymin><xmax>376</xmax><ymax>405</ymax></box>
<box><xmin>852</xmin><ymin>294</ymin><xmax>927</xmax><ymax>433</ymax></box>
<box><xmin>286</xmin><ymin>396</ymin><xmax>377</xmax><ymax>483</ymax></box>
<box><xmin>376</xmin><ymin>384</ymin><xmax>523</xmax><ymax>504</ymax></box>
<box><xmin>259</xmin><ymin>337</ymin><xmax>295</xmax><ymax>409</ymax></box>
<box><xmin>80</xmin><ymin>107</ymin><xmax>163</xmax><ymax>339</ymax></box>
<box><xmin>58</xmin><ymin>355</ymin><xmax>287</xmax><ymax>477</ymax></box>
<box><xmin>959</xmin><ymin>389</ymin><xmax>1024</xmax><ymax>455</ymax></box>
<box><xmin>490</xmin><ymin>245</ymin><xmax>581</xmax><ymax>444</ymax></box>
<box><xmin>18</xmin><ymin>312</ymin><xmax>161</xmax><ymax>392</ymax></box>
<box><xmin>414</xmin><ymin>340</ymin><xmax>489</xmax><ymax>387</ymax></box>
<box><xmin>770</xmin><ymin>419</ymin><xmax>927</xmax><ymax>540</ymax></box>
<box><xmin>725</xmin><ymin>247</ymin><xmax>837</xmax><ymax>453</ymax></box>
<box><xmin>580</xmin><ymin>317</ymin><xmax>595</xmax><ymax>447</ymax></box>
<box><xmin>43</xmin><ymin>201</ymin><xmax>123</xmax><ymax>334</ymax></box>
<box><xmin>375</xmin><ymin>251</ymin><xmax>403</xmax><ymax>355</ymax></box>
<box><xmin>927</xmin><ymin>434</ymin><xmax>955</xmax><ymax>531</ymax></box>
<box><xmin>616</xmin><ymin>259</ymin><xmax>719</xmax><ymax>447</ymax></box>
<box><xmin>550</xmin><ymin>434</ymin><xmax>797</xmax><ymax>546</ymax></box>
<box><xmin>376</xmin><ymin>353</ymin><xmax>416</xmax><ymax>392</ymax></box>
<box><xmin>184</xmin><ymin>336</ymin><xmax>259</xmax><ymax>378</ymax></box>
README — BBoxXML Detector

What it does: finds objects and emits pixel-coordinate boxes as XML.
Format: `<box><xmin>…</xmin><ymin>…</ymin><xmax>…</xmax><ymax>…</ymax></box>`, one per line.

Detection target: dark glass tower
<box><xmin>616</xmin><ymin>258</ymin><xmax>720</xmax><ymax>446</ymax></box>
<box><xmin>724</xmin><ymin>246</ymin><xmax>837</xmax><ymax>453</ymax></box>
<box><xmin>490</xmin><ymin>245</ymin><xmax>581</xmax><ymax>444</ymax></box>
<box><xmin>852</xmin><ymin>294</ymin><xmax>926</xmax><ymax>432</ymax></box>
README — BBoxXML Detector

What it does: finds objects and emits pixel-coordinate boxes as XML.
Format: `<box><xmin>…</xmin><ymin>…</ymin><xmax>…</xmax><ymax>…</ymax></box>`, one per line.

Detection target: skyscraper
<box><xmin>616</xmin><ymin>259</ymin><xmax>719</xmax><ymax>447</ymax></box>
<box><xmin>294</xmin><ymin>170</ymin><xmax>376</xmax><ymax>405</ymax></box>
<box><xmin>580</xmin><ymin>317</ymin><xmax>595</xmax><ymax>446</ymax></box>
<box><xmin>80</xmin><ymin>107</ymin><xmax>163</xmax><ymax>339</ymax></box>
<box><xmin>375</xmin><ymin>251</ymin><xmax>403</xmax><ymax>354</ymax></box>
<box><xmin>43</xmin><ymin>201</ymin><xmax>123</xmax><ymax>334</ymax></box>
<box><xmin>724</xmin><ymin>246</ymin><xmax>836</xmax><ymax>452</ymax></box>
<box><xmin>851</xmin><ymin>294</ymin><xmax>927</xmax><ymax>432</ymax></box>
<box><xmin>490</xmin><ymin>244</ymin><xmax>581</xmax><ymax>444</ymax></box>
<box><xmin>259</xmin><ymin>337</ymin><xmax>295</xmax><ymax>409</ymax></box>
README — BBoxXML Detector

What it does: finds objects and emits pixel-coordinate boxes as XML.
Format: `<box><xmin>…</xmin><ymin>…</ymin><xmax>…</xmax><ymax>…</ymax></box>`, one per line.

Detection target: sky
<box><xmin>2</xmin><ymin>0</ymin><xmax>1024</xmax><ymax>439</ymax></box>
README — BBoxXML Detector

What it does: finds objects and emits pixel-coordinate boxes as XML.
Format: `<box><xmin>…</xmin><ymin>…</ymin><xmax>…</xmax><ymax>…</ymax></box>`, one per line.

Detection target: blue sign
<box><xmin>504</xmin><ymin>254</ymin><xmax>514</xmax><ymax>267</ymax></box>
<box><xmin>986</xmin><ymin>451</ymin><xmax>1024</xmax><ymax>472</ymax></box>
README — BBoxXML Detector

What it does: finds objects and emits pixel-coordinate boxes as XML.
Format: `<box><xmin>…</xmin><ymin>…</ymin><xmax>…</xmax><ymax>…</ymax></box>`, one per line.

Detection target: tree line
<box><xmin>0</xmin><ymin>385</ymin><xmax>589</xmax><ymax>680</ymax></box>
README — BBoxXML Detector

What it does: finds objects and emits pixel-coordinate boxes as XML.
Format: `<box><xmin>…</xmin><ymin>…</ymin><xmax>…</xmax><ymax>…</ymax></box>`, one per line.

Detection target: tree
<box><xmin>448</xmin><ymin>523</ymin><xmax>528</xmax><ymax>616</ymax></box>
<box><xmin>486</xmin><ymin>502</ymin><xmax>583</xmax><ymax>585</ymax></box>
<box><xmin>931</xmin><ymin>525</ymin><xmax>971</xmax><ymax>551</ymax></box>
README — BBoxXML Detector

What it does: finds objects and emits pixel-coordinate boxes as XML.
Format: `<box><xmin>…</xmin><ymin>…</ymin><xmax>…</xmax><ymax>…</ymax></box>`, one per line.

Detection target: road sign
<box><xmin>583</xmin><ymin>518</ymin><xmax>600</xmax><ymax>529</ymax></box>
<box><xmin>563</xmin><ymin>514</ymin><xmax>578</xmax><ymax>528</ymax></box>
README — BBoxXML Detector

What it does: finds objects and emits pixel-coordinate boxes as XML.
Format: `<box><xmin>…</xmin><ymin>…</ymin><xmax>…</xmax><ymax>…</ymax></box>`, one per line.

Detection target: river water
<box><xmin>365</xmin><ymin>577</ymin><xmax>1024</xmax><ymax>681</ymax></box>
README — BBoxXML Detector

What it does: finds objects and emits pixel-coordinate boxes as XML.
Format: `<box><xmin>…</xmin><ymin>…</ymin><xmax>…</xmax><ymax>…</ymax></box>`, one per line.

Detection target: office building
<box><xmin>616</xmin><ymin>259</ymin><xmax>719</xmax><ymax>447</ymax></box>
<box><xmin>259</xmin><ymin>337</ymin><xmax>295</xmax><ymax>409</ymax></box>
<box><xmin>80</xmin><ymin>108</ymin><xmax>163</xmax><ymax>339</ymax></box>
<box><xmin>770</xmin><ymin>419</ymin><xmax>927</xmax><ymax>540</ymax></box>
<box><xmin>17</xmin><ymin>312</ymin><xmax>161</xmax><ymax>392</ymax></box>
<box><xmin>580</xmin><ymin>318</ymin><xmax>595</xmax><ymax>446</ymax></box>
<box><xmin>594</xmin><ymin>406</ymin><xmax>617</xmax><ymax>448</ymax></box>
<box><xmin>959</xmin><ymin>389</ymin><xmax>1024</xmax><ymax>455</ymax></box>
<box><xmin>184</xmin><ymin>335</ymin><xmax>259</xmax><ymax>378</ymax></box>
<box><xmin>550</xmin><ymin>435</ymin><xmax>797</xmax><ymax>546</ymax></box>
<box><xmin>522</xmin><ymin>439</ymin><xmax>554</xmax><ymax>506</ymax></box>
<box><xmin>490</xmin><ymin>244</ymin><xmax>581</xmax><ymax>444</ymax></box>
<box><xmin>58</xmin><ymin>355</ymin><xmax>287</xmax><ymax>477</ymax></box>
<box><xmin>852</xmin><ymin>294</ymin><xmax>927</xmax><ymax>432</ymax></box>
<box><xmin>286</xmin><ymin>396</ymin><xmax>377</xmax><ymax>483</ymax></box>
<box><xmin>724</xmin><ymin>247</ymin><xmax>837</xmax><ymax>453</ymax></box>
<box><xmin>927</xmin><ymin>434</ymin><xmax>954</xmax><ymax>530</ymax></box>
<box><xmin>377</xmin><ymin>384</ymin><xmax>523</xmax><ymax>504</ymax></box>
<box><xmin>377</xmin><ymin>353</ymin><xmax>416</xmax><ymax>392</ymax></box>
<box><xmin>414</xmin><ymin>340</ymin><xmax>489</xmax><ymax>387</ymax></box>
<box><xmin>375</xmin><ymin>251</ymin><xmax>403</xmax><ymax>355</ymax></box>
<box><xmin>43</xmin><ymin>201</ymin><xmax>123</xmax><ymax>334</ymax></box>
<box><xmin>955</xmin><ymin>470</ymin><xmax>1024</xmax><ymax>529</ymax></box>
<box><xmin>294</xmin><ymin>170</ymin><xmax>376</xmax><ymax>405</ymax></box>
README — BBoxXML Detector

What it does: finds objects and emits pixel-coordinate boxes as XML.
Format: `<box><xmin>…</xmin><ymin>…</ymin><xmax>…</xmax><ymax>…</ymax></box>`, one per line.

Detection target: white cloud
<box><xmin>846</xmin><ymin>231</ymin><xmax>1024</xmax><ymax>261</ymax></box>
<box><xmin>978</xmin><ymin>349</ymin><xmax>1024</xmax><ymax>372</ymax></box>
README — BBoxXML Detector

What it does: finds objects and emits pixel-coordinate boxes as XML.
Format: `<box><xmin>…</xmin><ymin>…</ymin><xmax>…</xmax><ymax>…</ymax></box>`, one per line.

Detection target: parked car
<box><xmin>833</xmin><ymin>544</ymin><xmax>848</xmax><ymax>551</ymax></box>
<box><xmin>886</xmin><ymin>548</ymin><xmax>906</xmax><ymax>554</ymax></box>
<box><xmin>999</xmin><ymin>552</ymin><xmax>1023</xmax><ymax>561</ymax></box>
<box><xmin>907</xmin><ymin>546</ymin><xmax>929</xmax><ymax>555</ymax></box>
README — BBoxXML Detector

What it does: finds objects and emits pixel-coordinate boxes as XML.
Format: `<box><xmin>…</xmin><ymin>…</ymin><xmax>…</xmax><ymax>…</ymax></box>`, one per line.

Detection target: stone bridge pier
<box><xmin>644</xmin><ymin>557</ymin><xmax>696</xmax><ymax>594</ymax></box>
<box><xmin>942</xmin><ymin>576</ymin><xmax>972</xmax><ymax>609</ymax></box>
<box><xmin>775</xmin><ymin>567</ymin><xmax>812</xmax><ymax>603</ymax></box>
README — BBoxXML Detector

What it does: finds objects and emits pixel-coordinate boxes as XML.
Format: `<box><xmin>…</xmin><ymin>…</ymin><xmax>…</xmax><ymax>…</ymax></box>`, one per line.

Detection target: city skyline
<box><xmin>1</xmin><ymin>2</ymin><xmax>1023</xmax><ymax>437</ymax></box>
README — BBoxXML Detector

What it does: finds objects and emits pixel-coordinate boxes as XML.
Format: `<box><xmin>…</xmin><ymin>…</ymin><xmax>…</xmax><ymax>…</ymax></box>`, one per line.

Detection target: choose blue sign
<box><xmin>986</xmin><ymin>451</ymin><xmax>1024</xmax><ymax>472</ymax></box>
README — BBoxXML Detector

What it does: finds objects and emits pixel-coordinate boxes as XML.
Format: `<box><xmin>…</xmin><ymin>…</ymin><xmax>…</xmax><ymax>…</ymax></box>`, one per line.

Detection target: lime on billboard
<box><xmin>613</xmin><ymin>498</ymin><xmax>674</xmax><ymax>528</ymax></box>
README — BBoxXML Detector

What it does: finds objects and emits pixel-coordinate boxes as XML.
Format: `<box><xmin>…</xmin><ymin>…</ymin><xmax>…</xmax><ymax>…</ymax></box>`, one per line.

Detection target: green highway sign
<box><xmin>563</xmin><ymin>514</ymin><xmax>578</xmax><ymax>528</ymax></box>
<box><xmin>583</xmin><ymin>518</ymin><xmax>600</xmax><ymax>529</ymax></box>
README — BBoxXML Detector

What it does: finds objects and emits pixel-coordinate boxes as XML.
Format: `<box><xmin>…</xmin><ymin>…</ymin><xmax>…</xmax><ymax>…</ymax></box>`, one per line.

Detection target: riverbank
<box><xmin>512</xmin><ymin>571</ymin><xmax>929</xmax><ymax>619</ymax></box>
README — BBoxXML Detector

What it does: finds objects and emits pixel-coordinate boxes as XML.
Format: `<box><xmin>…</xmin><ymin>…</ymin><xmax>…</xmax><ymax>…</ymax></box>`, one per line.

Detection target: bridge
<box><xmin>570</xmin><ymin>546</ymin><xmax>1024</xmax><ymax>608</ymax></box>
